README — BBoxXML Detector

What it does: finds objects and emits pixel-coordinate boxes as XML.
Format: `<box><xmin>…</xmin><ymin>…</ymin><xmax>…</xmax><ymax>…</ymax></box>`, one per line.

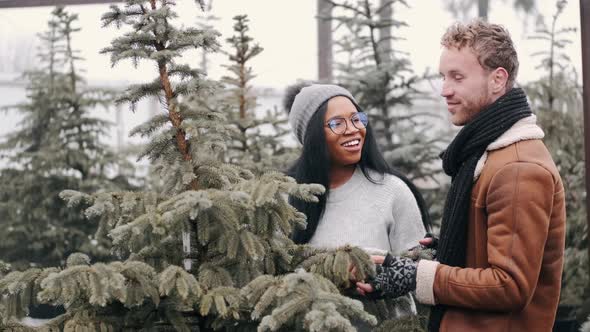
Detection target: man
<box><xmin>355</xmin><ymin>19</ymin><xmax>566</xmax><ymax>331</ymax></box>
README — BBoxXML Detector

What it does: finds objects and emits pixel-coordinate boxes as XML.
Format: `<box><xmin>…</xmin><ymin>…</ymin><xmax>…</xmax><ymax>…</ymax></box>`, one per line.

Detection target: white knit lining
<box><xmin>473</xmin><ymin>115</ymin><xmax>544</xmax><ymax>180</ymax></box>
<box><xmin>416</xmin><ymin>259</ymin><xmax>439</xmax><ymax>305</ymax></box>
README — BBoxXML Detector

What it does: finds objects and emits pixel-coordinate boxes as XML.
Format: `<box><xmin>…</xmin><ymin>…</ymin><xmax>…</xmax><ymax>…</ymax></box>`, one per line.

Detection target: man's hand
<box><xmin>419</xmin><ymin>237</ymin><xmax>434</xmax><ymax>247</ymax></box>
<box><xmin>405</xmin><ymin>233</ymin><xmax>439</xmax><ymax>261</ymax></box>
<box><xmin>420</xmin><ymin>232</ymin><xmax>439</xmax><ymax>249</ymax></box>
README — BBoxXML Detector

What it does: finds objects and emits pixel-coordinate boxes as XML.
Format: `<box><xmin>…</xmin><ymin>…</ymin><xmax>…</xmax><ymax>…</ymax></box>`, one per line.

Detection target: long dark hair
<box><xmin>287</xmin><ymin>97</ymin><xmax>431</xmax><ymax>244</ymax></box>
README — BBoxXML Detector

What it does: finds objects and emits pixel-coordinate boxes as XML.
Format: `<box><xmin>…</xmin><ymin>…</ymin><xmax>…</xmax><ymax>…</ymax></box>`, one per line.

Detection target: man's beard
<box><xmin>464</xmin><ymin>86</ymin><xmax>491</xmax><ymax>120</ymax></box>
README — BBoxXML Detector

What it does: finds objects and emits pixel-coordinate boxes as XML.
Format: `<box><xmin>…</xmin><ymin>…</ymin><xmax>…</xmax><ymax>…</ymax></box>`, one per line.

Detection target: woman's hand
<box><xmin>356</xmin><ymin>281</ymin><xmax>374</xmax><ymax>296</ymax></box>
<box><xmin>348</xmin><ymin>255</ymin><xmax>386</xmax><ymax>283</ymax></box>
<box><xmin>370</xmin><ymin>255</ymin><xmax>385</xmax><ymax>265</ymax></box>
<box><xmin>357</xmin><ymin>255</ymin><xmax>418</xmax><ymax>299</ymax></box>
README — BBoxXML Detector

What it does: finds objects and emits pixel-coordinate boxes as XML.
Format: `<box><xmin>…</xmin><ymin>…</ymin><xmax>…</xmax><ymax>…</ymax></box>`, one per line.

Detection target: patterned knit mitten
<box><xmin>369</xmin><ymin>253</ymin><xmax>417</xmax><ymax>299</ymax></box>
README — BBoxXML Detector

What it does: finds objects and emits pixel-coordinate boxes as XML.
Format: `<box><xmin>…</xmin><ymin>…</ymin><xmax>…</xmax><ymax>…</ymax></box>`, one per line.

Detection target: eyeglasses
<box><xmin>325</xmin><ymin>112</ymin><xmax>369</xmax><ymax>135</ymax></box>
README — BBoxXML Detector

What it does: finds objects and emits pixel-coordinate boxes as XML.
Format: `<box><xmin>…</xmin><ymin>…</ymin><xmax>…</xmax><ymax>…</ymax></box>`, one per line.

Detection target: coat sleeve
<box><xmin>431</xmin><ymin>162</ymin><xmax>556</xmax><ymax>311</ymax></box>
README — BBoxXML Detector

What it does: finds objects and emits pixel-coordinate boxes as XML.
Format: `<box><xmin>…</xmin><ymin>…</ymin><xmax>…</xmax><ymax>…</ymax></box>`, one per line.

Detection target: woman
<box><xmin>284</xmin><ymin>83</ymin><xmax>431</xmax><ymax>325</ymax></box>
<box><xmin>286</xmin><ymin>83</ymin><xmax>430</xmax><ymax>254</ymax></box>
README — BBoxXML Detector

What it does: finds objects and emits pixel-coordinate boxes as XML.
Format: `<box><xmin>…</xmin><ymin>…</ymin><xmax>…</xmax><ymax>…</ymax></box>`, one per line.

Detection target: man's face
<box><xmin>439</xmin><ymin>46</ymin><xmax>494</xmax><ymax>126</ymax></box>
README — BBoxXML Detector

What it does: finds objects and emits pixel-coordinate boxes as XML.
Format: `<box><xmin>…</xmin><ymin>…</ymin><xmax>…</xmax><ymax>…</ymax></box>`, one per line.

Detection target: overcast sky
<box><xmin>0</xmin><ymin>0</ymin><xmax>583</xmax><ymax>89</ymax></box>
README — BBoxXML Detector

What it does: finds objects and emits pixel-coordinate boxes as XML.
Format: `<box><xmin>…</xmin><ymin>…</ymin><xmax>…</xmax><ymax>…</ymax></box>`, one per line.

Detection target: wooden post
<box><xmin>317</xmin><ymin>0</ymin><xmax>333</xmax><ymax>82</ymax></box>
<box><xmin>478</xmin><ymin>0</ymin><xmax>489</xmax><ymax>20</ymax></box>
<box><xmin>581</xmin><ymin>0</ymin><xmax>590</xmax><ymax>274</ymax></box>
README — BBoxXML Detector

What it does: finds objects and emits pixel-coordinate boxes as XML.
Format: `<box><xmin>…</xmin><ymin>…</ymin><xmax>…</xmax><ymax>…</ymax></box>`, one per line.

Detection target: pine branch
<box><xmin>244</xmin><ymin>269</ymin><xmax>377</xmax><ymax>331</ymax></box>
<box><xmin>299</xmin><ymin>245</ymin><xmax>374</xmax><ymax>289</ymax></box>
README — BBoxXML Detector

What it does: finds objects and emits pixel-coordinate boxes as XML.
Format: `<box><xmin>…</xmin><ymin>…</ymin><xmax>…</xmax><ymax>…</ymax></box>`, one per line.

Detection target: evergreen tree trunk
<box><xmin>236</xmin><ymin>29</ymin><xmax>248</xmax><ymax>153</ymax></box>
<box><xmin>222</xmin><ymin>15</ymin><xmax>295</xmax><ymax>171</ymax></box>
<box><xmin>364</xmin><ymin>0</ymin><xmax>394</xmax><ymax>150</ymax></box>
<box><xmin>238</xmin><ymin>64</ymin><xmax>246</xmax><ymax>121</ymax></box>
<box><xmin>64</xmin><ymin>16</ymin><xmax>88</xmax><ymax>180</ymax></box>
<box><xmin>157</xmin><ymin>61</ymin><xmax>191</xmax><ymax>164</ymax></box>
<box><xmin>48</xmin><ymin>26</ymin><xmax>56</xmax><ymax>93</ymax></box>
<box><xmin>146</xmin><ymin>1</ymin><xmax>194</xmax><ymax>172</ymax></box>
<box><xmin>376</xmin><ymin>0</ymin><xmax>395</xmax><ymax>151</ymax></box>
<box><xmin>150</xmin><ymin>0</ymin><xmax>201</xmax><ymax>275</ymax></box>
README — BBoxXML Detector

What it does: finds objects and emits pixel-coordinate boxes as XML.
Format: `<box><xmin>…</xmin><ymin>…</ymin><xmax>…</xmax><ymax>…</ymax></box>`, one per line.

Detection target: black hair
<box><xmin>286</xmin><ymin>94</ymin><xmax>431</xmax><ymax>244</ymax></box>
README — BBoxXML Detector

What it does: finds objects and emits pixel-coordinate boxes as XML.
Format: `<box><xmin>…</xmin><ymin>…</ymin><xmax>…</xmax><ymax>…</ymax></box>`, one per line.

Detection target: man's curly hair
<box><xmin>441</xmin><ymin>19</ymin><xmax>519</xmax><ymax>89</ymax></box>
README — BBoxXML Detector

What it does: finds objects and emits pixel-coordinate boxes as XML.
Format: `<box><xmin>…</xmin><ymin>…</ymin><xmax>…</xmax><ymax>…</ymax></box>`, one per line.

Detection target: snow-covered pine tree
<box><xmin>327</xmin><ymin>0</ymin><xmax>449</xmax><ymax>224</ymax></box>
<box><xmin>0</xmin><ymin>2</ymin><xmax>383</xmax><ymax>331</ymax></box>
<box><xmin>0</xmin><ymin>7</ymin><xmax>132</xmax><ymax>270</ymax></box>
<box><xmin>221</xmin><ymin>15</ymin><xmax>297</xmax><ymax>173</ymax></box>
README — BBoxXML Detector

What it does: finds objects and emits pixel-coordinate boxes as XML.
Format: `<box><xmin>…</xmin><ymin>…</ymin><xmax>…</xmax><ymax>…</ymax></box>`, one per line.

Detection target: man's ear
<box><xmin>490</xmin><ymin>67</ymin><xmax>509</xmax><ymax>93</ymax></box>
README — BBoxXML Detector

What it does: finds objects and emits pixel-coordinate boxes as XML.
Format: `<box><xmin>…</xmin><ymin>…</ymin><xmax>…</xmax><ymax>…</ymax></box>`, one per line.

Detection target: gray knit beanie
<box><xmin>288</xmin><ymin>84</ymin><xmax>356</xmax><ymax>144</ymax></box>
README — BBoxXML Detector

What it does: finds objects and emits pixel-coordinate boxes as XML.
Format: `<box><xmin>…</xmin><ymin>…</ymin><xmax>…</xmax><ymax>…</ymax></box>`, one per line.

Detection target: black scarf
<box><xmin>428</xmin><ymin>88</ymin><xmax>532</xmax><ymax>331</ymax></box>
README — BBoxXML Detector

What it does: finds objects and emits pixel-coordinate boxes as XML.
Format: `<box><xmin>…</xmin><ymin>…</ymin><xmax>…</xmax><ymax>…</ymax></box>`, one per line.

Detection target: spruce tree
<box><xmin>194</xmin><ymin>1</ymin><xmax>218</xmax><ymax>73</ymax></box>
<box><xmin>221</xmin><ymin>15</ymin><xmax>297</xmax><ymax>173</ymax></box>
<box><xmin>326</xmin><ymin>0</ymin><xmax>449</xmax><ymax>225</ymax></box>
<box><xmin>0</xmin><ymin>7</ymin><xmax>132</xmax><ymax>270</ymax></box>
<box><xmin>523</xmin><ymin>0</ymin><xmax>587</xmax><ymax>321</ymax></box>
<box><xmin>0</xmin><ymin>2</ymin><xmax>385</xmax><ymax>331</ymax></box>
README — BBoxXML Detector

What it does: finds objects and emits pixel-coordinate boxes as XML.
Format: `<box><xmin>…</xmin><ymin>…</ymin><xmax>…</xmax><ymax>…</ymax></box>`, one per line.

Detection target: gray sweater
<box><xmin>309</xmin><ymin>167</ymin><xmax>426</xmax><ymax>255</ymax></box>
<box><xmin>308</xmin><ymin>167</ymin><xmax>426</xmax><ymax>325</ymax></box>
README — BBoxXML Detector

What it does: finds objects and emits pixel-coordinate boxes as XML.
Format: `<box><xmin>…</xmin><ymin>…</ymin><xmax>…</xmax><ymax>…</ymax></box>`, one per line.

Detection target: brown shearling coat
<box><xmin>433</xmin><ymin>139</ymin><xmax>566</xmax><ymax>332</ymax></box>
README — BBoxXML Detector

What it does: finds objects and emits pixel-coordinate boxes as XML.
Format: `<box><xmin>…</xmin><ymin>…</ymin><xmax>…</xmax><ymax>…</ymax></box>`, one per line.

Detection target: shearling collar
<box><xmin>474</xmin><ymin>114</ymin><xmax>544</xmax><ymax>180</ymax></box>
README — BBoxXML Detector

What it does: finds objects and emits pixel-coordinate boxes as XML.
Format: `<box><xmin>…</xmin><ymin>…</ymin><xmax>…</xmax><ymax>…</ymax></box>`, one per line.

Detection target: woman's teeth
<box><xmin>342</xmin><ymin>139</ymin><xmax>360</xmax><ymax>147</ymax></box>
